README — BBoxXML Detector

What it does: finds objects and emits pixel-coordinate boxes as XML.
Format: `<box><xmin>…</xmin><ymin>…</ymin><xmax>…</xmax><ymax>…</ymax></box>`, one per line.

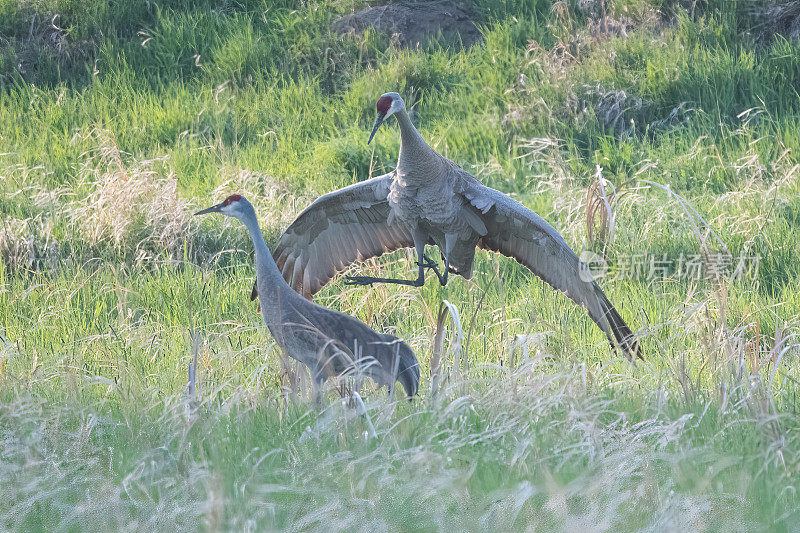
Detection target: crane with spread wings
<box><xmin>260</xmin><ymin>92</ymin><xmax>641</xmax><ymax>360</ymax></box>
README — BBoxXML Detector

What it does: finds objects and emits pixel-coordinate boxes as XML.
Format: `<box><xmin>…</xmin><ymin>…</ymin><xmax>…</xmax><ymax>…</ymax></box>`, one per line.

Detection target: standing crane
<box><xmin>261</xmin><ymin>92</ymin><xmax>641</xmax><ymax>360</ymax></box>
<box><xmin>196</xmin><ymin>194</ymin><xmax>420</xmax><ymax>398</ymax></box>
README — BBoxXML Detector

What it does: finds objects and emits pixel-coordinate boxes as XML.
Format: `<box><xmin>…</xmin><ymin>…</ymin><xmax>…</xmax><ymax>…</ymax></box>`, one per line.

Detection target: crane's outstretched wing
<box><xmin>461</xmin><ymin>180</ymin><xmax>641</xmax><ymax>360</ymax></box>
<box><xmin>260</xmin><ymin>172</ymin><xmax>415</xmax><ymax>299</ymax></box>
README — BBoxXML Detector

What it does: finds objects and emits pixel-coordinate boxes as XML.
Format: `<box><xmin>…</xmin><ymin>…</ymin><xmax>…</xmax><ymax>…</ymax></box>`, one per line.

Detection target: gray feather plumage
<box><xmin>212</xmin><ymin>197</ymin><xmax>420</xmax><ymax>397</ymax></box>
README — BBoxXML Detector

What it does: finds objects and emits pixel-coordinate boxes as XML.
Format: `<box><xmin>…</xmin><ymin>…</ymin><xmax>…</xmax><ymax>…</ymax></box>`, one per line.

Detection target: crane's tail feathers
<box><xmin>599</xmin><ymin>294</ymin><xmax>642</xmax><ymax>360</ymax></box>
<box><xmin>396</xmin><ymin>349</ymin><xmax>421</xmax><ymax>398</ymax></box>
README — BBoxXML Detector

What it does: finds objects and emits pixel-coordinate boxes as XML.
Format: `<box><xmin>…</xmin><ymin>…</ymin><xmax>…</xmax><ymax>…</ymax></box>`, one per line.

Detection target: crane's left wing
<box><xmin>460</xmin><ymin>180</ymin><xmax>641</xmax><ymax>359</ymax></box>
<box><xmin>260</xmin><ymin>172</ymin><xmax>415</xmax><ymax>299</ymax></box>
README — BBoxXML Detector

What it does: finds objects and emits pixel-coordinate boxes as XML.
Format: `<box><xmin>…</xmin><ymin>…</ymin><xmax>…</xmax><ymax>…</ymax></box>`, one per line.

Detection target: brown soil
<box><xmin>332</xmin><ymin>1</ymin><xmax>481</xmax><ymax>49</ymax></box>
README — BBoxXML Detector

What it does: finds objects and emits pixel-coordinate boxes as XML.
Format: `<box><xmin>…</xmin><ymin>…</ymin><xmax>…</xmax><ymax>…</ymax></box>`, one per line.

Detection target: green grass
<box><xmin>2</xmin><ymin>0</ymin><xmax>800</xmax><ymax>529</ymax></box>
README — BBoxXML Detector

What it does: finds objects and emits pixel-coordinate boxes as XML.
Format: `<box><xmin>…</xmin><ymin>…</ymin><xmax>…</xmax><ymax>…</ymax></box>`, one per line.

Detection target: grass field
<box><xmin>2</xmin><ymin>0</ymin><xmax>800</xmax><ymax>529</ymax></box>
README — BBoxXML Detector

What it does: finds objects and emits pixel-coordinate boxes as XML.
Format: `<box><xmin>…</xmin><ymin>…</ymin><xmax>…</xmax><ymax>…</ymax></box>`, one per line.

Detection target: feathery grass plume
<box><xmin>575</xmin><ymin>83</ymin><xmax>645</xmax><ymax>132</ymax></box>
<box><xmin>709</xmin><ymin>132</ymin><xmax>800</xmax><ymax>243</ymax></box>
<box><xmin>514</xmin><ymin>137</ymin><xmax>592</xmax><ymax>244</ymax></box>
<box><xmin>515</xmin><ymin>136</ymin><xmax>561</xmax><ymax>169</ymax></box>
<box><xmin>211</xmin><ymin>168</ymin><xmax>307</xmax><ymax>232</ymax></box>
<box><xmin>547</xmin><ymin>172</ymin><xmax>586</xmax><ymax>244</ymax></box>
<box><xmin>640</xmin><ymin>179</ymin><xmax>729</xmax><ymax>254</ymax></box>
<box><xmin>0</xmin><ymin>217</ymin><xmax>33</xmax><ymax>271</ymax></box>
<box><xmin>0</xmin><ymin>214</ymin><xmax>61</xmax><ymax>272</ymax></box>
<box><xmin>70</xmin><ymin>130</ymin><xmax>193</xmax><ymax>261</ymax></box>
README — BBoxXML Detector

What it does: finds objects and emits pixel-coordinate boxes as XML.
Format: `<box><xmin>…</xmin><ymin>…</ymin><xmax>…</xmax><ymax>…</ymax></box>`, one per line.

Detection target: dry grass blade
<box><xmin>180</xmin><ymin>330</ymin><xmax>202</xmax><ymax>428</ymax></box>
<box><xmin>186</xmin><ymin>331</ymin><xmax>201</xmax><ymax>399</ymax></box>
<box><xmin>514</xmin><ymin>137</ymin><xmax>561</xmax><ymax>168</ymax></box>
<box><xmin>585</xmin><ymin>165</ymin><xmax>616</xmax><ymax>245</ymax></box>
<box><xmin>430</xmin><ymin>302</ymin><xmax>449</xmax><ymax>398</ymax></box>
<box><xmin>348</xmin><ymin>390</ymin><xmax>377</xmax><ymax>440</ymax></box>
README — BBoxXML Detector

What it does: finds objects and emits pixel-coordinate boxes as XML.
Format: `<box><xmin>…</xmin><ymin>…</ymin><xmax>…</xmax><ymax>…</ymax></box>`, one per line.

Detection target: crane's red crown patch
<box><xmin>223</xmin><ymin>194</ymin><xmax>242</xmax><ymax>206</ymax></box>
<box><xmin>376</xmin><ymin>95</ymin><xmax>393</xmax><ymax>114</ymax></box>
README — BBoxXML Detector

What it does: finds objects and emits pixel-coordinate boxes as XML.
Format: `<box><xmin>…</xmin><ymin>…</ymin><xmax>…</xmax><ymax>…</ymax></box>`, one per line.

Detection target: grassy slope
<box><xmin>2</xmin><ymin>0</ymin><xmax>800</xmax><ymax>529</ymax></box>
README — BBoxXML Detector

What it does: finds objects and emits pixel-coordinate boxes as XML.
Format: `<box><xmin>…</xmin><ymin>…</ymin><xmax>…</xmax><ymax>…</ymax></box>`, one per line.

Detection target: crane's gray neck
<box><xmin>395</xmin><ymin>108</ymin><xmax>444</xmax><ymax>183</ymax></box>
<box><xmin>240</xmin><ymin>212</ymin><xmax>293</xmax><ymax>332</ymax></box>
<box><xmin>241</xmin><ymin>213</ymin><xmax>277</xmax><ymax>276</ymax></box>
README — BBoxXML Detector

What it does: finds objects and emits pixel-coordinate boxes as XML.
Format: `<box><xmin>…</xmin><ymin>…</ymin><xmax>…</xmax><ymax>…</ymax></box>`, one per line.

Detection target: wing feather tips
<box><xmin>281</xmin><ymin>254</ymin><xmax>296</xmax><ymax>284</ymax></box>
<box><xmin>599</xmin><ymin>295</ymin><xmax>642</xmax><ymax>360</ymax></box>
<box><xmin>359</xmin><ymin>226</ymin><xmax>380</xmax><ymax>255</ymax></box>
<box><xmin>291</xmin><ymin>251</ymin><xmax>307</xmax><ymax>293</ymax></box>
<box><xmin>479</xmin><ymin>233</ymin><xmax>641</xmax><ymax>360</ymax></box>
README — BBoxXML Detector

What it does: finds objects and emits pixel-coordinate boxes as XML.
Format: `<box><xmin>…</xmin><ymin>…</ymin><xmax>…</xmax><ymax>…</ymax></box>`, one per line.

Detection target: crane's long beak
<box><xmin>368</xmin><ymin>112</ymin><xmax>385</xmax><ymax>145</ymax></box>
<box><xmin>194</xmin><ymin>203</ymin><xmax>223</xmax><ymax>216</ymax></box>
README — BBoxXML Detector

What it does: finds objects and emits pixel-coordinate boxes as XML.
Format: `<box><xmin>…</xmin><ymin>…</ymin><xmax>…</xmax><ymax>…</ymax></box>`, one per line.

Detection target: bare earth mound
<box><xmin>332</xmin><ymin>1</ymin><xmax>481</xmax><ymax>48</ymax></box>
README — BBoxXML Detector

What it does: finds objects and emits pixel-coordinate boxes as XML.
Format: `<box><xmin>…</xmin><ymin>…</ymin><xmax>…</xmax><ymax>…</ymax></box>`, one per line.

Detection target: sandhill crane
<box><xmin>196</xmin><ymin>194</ymin><xmax>420</xmax><ymax>398</ymax></box>
<box><xmin>263</xmin><ymin>92</ymin><xmax>641</xmax><ymax>360</ymax></box>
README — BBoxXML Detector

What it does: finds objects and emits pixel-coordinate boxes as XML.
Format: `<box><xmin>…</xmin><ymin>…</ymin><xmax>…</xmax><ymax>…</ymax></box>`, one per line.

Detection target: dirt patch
<box><xmin>332</xmin><ymin>1</ymin><xmax>481</xmax><ymax>49</ymax></box>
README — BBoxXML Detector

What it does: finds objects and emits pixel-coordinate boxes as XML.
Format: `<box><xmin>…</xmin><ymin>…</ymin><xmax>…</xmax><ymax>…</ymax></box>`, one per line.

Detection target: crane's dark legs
<box><xmin>344</xmin><ymin>252</ymin><xmax>440</xmax><ymax>287</ymax></box>
<box><xmin>435</xmin><ymin>233</ymin><xmax>458</xmax><ymax>287</ymax></box>
<box><xmin>345</xmin><ymin>231</ymin><xmax>448</xmax><ymax>288</ymax></box>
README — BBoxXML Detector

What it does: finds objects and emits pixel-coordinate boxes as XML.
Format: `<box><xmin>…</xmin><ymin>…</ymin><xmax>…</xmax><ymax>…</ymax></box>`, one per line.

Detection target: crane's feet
<box><xmin>421</xmin><ymin>254</ymin><xmax>448</xmax><ymax>286</ymax></box>
<box><xmin>344</xmin><ymin>274</ymin><xmax>426</xmax><ymax>287</ymax></box>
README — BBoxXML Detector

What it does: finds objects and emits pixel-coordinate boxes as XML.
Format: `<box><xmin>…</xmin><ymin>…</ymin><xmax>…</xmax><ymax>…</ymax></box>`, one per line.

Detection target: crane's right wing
<box><xmin>459</xmin><ymin>178</ymin><xmax>641</xmax><ymax>360</ymax></box>
<box><xmin>262</xmin><ymin>172</ymin><xmax>415</xmax><ymax>299</ymax></box>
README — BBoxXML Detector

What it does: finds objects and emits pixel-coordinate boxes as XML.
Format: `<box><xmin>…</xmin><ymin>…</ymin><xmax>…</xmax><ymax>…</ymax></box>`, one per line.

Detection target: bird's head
<box><xmin>368</xmin><ymin>92</ymin><xmax>405</xmax><ymax>145</ymax></box>
<box><xmin>195</xmin><ymin>194</ymin><xmax>254</xmax><ymax>219</ymax></box>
